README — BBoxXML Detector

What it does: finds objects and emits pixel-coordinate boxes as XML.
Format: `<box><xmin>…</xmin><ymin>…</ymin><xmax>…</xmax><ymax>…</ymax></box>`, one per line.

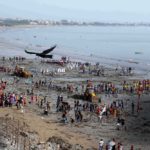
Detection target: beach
<box><xmin>0</xmin><ymin>26</ymin><xmax>150</xmax><ymax>150</ymax></box>
<box><xmin>0</xmin><ymin>54</ymin><xmax>149</xmax><ymax>149</ymax></box>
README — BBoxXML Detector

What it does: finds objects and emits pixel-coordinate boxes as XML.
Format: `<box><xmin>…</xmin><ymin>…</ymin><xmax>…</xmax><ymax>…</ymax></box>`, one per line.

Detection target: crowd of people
<box><xmin>0</xmin><ymin>56</ymin><xmax>149</xmax><ymax>149</ymax></box>
<box><xmin>98</xmin><ymin>138</ymin><xmax>124</xmax><ymax>150</ymax></box>
<box><xmin>122</xmin><ymin>80</ymin><xmax>150</xmax><ymax>95</ymax></box>
<box><xmin>98</xmin><ymin>138</ymin><xmax>138</xmax><ymax>150</ymax></box>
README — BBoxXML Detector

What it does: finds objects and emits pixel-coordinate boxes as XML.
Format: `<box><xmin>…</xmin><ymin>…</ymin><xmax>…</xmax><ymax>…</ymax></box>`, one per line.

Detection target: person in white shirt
<box><xmin>109</xmin><ymin>139</ymin><xmax>116</xmax><ymax>150</ymax></box>
<box><xmin>99</xmin><ymin>139</ymin><xmax>104</xmax><ymax>150</ymax></box>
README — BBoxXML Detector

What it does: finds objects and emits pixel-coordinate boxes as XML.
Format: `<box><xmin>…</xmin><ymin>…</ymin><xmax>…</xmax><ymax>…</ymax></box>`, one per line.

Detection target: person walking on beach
<box><xmin>130</xmin><ymin>145</ymin><xmax>134</xmax><ymax>150</ymax></box>
<box><xmin>109</xmin><ymin>138</ymin><xmax>116</xmax><ymax>150</ymax></box>
<box><xmin>117</xmin><ymin>142</ymin><xmax>123</xmax><ymax>150</ymax></box>
<box><xmin>120</xmin><ymin>118</ymin><xmax>125</xmax><ymax>130</ymax></box>
<box><xmin>131</xmin><ymin>101</ymin><xmax>135</xmax><ymax>114</ymax></box>
<box><xmin>99</xmin><ymin>139</ymin><xmax>104</xmax><ymax>150</ymax></box>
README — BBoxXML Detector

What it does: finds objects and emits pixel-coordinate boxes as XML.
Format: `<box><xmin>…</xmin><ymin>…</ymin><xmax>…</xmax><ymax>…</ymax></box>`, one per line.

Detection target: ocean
<box><xmin>0</xmin><ymin>26</ymin><xmax>150</xmax><ymax>72</ymax></box>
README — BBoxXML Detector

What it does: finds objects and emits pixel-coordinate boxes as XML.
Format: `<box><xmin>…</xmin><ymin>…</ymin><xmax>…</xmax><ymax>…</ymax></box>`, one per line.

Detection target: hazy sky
<box><xmin>0</xmin><ymin>0</ymin><xmax>150</xmax><ymax>22</ymax></box>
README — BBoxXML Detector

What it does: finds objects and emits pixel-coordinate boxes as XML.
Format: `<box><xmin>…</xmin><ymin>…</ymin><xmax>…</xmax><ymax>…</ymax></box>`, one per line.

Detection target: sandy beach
<box><xmin>0</xmin><ymin>30</ymin><xmax>150</xmax><ymax>150</ymax></box>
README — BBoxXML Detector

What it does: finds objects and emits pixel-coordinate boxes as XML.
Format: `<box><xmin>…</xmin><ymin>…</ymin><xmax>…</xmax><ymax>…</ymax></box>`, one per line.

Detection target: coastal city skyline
<box><xmin>0</xmin><ymin>0</ymin><xmax>150</xmax><ymax>22</ymax></box>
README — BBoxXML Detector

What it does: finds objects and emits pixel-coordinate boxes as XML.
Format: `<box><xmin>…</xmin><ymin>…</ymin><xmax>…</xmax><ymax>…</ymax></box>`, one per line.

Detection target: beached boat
<box><xmin>42</xmin><ymin>59</ymin><xmax>66</xmax><ymax>66</ymax></box>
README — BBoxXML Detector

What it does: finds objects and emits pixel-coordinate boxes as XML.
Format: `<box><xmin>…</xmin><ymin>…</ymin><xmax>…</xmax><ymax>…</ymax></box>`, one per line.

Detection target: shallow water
<box><xmin>0</xmin><ymin>26</ymin><xmax>150</xmax><ymax>72</ymax></box>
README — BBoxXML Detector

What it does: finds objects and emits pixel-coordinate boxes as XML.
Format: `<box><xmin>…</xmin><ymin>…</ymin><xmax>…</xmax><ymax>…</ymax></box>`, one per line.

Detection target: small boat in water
<box><xmin>135</xmin><ymin>51</ymin><xmax>143</xmax><ymax>54</ymax></box>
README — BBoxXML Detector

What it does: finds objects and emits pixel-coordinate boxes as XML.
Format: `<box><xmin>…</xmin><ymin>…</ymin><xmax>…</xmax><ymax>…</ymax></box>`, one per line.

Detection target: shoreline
<box><xmin>0</xmin><ymin>37</ymin><xmax>149</xmax><ymax>79</ymax></box>
<box><xmin>0</xmin><ymin>25</ymin><xmax>150</xmax><ymax>76</ymax></box>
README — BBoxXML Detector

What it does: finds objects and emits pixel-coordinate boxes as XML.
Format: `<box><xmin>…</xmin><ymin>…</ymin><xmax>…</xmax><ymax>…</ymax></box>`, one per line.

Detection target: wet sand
<box><xmin>0</xmin><ymin>55</ymin><xmax>149</xmax><ymax>150</ymax></box>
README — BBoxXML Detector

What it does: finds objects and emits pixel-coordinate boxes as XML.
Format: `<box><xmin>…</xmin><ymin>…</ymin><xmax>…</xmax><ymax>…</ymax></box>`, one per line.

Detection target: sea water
<box><xmin>0</xmin><ymin>26</ymin><xmax>150</xmax><ymax>72</ymax></box>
